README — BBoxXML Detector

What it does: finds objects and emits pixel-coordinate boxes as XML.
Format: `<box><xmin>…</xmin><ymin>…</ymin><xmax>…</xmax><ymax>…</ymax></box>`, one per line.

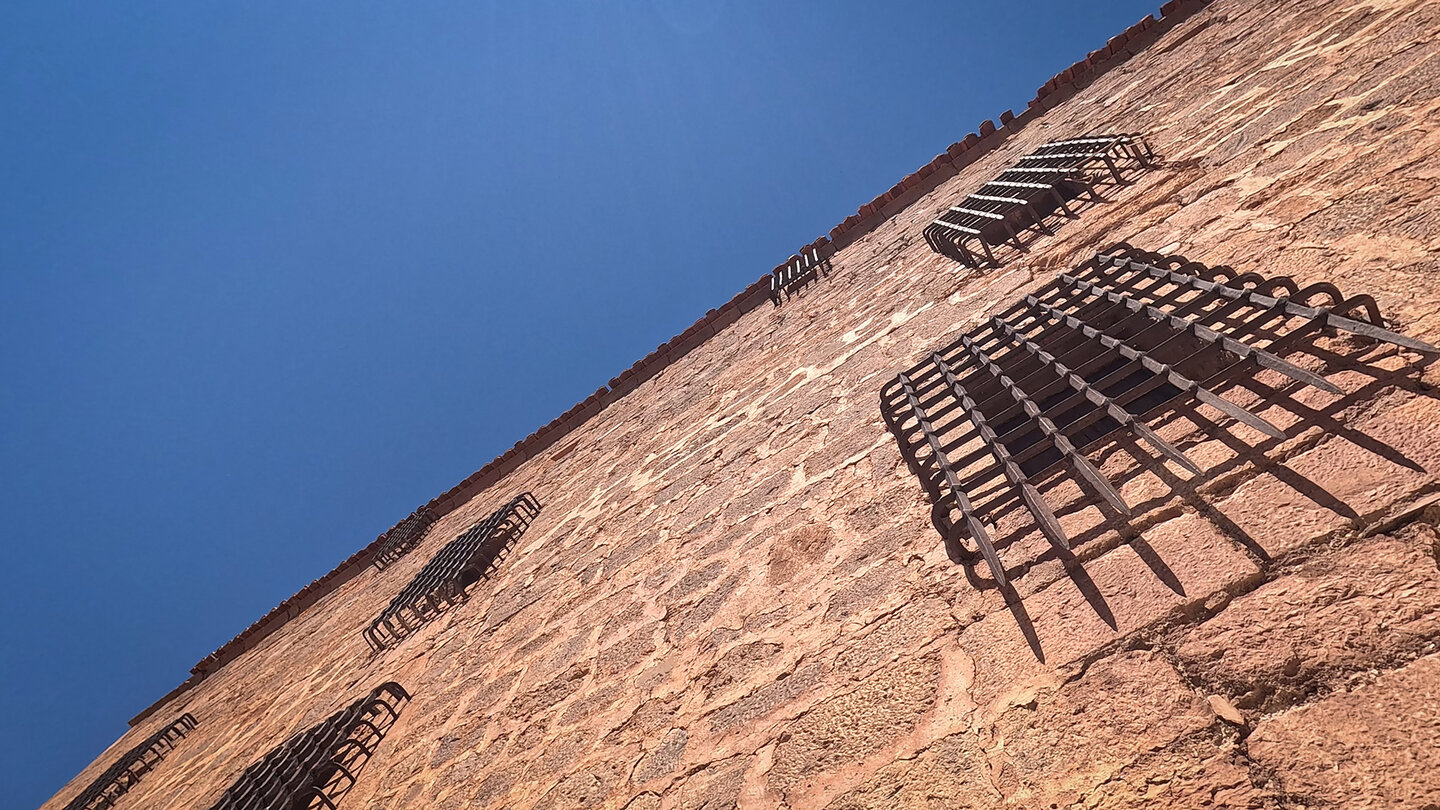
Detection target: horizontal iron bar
<box><xmin>1059</xmin><ymin>274</ymin><xmax>1344</xmax><ymax>394</ymax></box>
<box><xmin>928</xmin><ymin>218</ymin><xmax>983</xmax><ymax>235</ymax></box>
<box><xmin>984</xmin><ymin>179</ymin><xmax>1061</xmax><ymax>190</ymax></box>
<box><xmin>1016</xmin><ymin>150</ymin><xmax>1122</xmax><ymax>162</ymax></box>
<box><xmin>949</xmin><ymin>205</ymin><xmax>1007</xmax><ymax>220</ymax></box>
<box><xmin>1095</xmin><ymin>252</ymin><xmax>1439</xmax><ymax>353</ymax></box>
<box><xmin>969</xmin><ymin>192</ymin><xmax>1029</xmax><ymax>204</ymax></box>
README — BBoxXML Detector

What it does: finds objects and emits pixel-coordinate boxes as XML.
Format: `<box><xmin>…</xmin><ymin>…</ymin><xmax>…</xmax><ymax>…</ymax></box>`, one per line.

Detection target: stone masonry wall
<box><xmin>46</xmin><ymin>0</ymin><xmax>1440</xmax><ymax>807</ymax></box>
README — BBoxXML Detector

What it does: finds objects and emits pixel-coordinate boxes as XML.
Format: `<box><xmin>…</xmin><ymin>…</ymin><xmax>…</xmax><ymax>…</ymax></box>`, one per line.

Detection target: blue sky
<box><xmin>0</xmin><ymin>2</ymin><xmax>1162</xmax><ymax>805</ymax></box>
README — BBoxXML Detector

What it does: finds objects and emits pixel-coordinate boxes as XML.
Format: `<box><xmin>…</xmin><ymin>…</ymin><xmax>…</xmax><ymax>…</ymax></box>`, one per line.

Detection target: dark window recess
<box><xmin>771</xmin><ymin>245</ymin><xmax>834</xmax><ymax>305</ymax></box>
<box><xmin>63</xmin><ymin>713</ymin><xmax>199</xmax><ymax>810</ymax></box>
<box><xmin>371</xmin><ymin>506</ymin><xmax>439</xmax><ymax>571</ymax></box>
<box><xmin>923</xmin><ymin>134</ymin><xmax>1154</xmax><ymax>269</ymax></box>
<box><xmin>881</xmin><ymin>245</ymin><xmax>1436</xmax><ymax>593</ymax></box>
<box><xmin>364</xmin><ymin>493</ymin><xmax>541</xmax><ymax>651</ymax></box>
<box><xmin>208</xmin><ymin>682</ymin><xmax>408</xmax><ymax>810</ymax></box>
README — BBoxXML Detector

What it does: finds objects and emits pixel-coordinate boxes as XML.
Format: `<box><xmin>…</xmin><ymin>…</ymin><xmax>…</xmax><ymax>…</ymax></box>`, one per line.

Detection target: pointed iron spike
<box><xmin>1320</xmin><ymin>310</ymin><xmax>1439</xmax><ymax>352</ymax></box>
<box><xmin>1112</xmin><ymin>255</ymin><xmax>1440</xmax><ymax>354</ymax></box>
<box><xmin>897</xmin><ymin>373</ymin><xmax>1010</xmax><ymax>589</ymax></box>
<box><xmin>1187</xmin><ymin>385</ymin><xmax>1288</xmax><ymax>439</ymax></box>
<box><xmin>1129</xmin><ymin>420</ymin><xmax>1205</xmax><ymax>475</ymax></box>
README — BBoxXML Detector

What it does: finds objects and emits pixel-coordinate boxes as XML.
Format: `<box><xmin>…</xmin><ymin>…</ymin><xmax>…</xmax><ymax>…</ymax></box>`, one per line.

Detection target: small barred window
<box><xmin>924</xmin><ymin>134</ymin><xmax>1154</xmax><ymax>268</ymax></box>
<box><xmin>208</xmin><ymin>683</ymin><xmax>408</xmax><ymax>810</ymax></box>
<box><xmin>364</xmin><ymin>493</ymin><xmax>541</xmax><ymax>651</ymax></box>
<box><xmin>371</xmin><ymin>506</ymin><xmax>439</xmax><ymax>571</ymax></box>
<box><xmin>63</xmin><ymin>713</ymin><xmax>198</xmax><ymax>810</ymax></box>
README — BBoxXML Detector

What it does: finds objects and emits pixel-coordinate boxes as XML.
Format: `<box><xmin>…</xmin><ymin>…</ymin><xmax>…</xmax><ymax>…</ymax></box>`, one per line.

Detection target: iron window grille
<box><xmin>371</xmin><ymin>506</ymin><xmax>439</xmax><ymax>571</ymax></box>
<box><xmin>881</xmin><ymin>245</ymin><xmax>1436</xmax><ymax>592</ymax></box>
<box><xmin>770</xmin><ymin>246</ymin><xmax>833</xmax><ymax>305</ymax></box>
<box><xmin>208</xmin><ymin>682</ymin><xmax>408</xmax><ymax>810</ymax></box>
<box><xmin>923</xmin><ymin>134</ymin><xmax>1154</xmax><ymax>268</ymax></box>
<box><xmin>364</xmin><ymin>492</ymin><xmax>541</xmax><ymax>651</ymax></box>
<box><xmin>62</xmin><ymin>714</ymin><xmax>198</xmax><ymax>810</ymax></box>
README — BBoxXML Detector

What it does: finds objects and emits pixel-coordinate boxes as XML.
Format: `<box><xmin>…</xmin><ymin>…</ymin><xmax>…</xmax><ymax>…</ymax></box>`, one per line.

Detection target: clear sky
<box><xmin>1</xmin><ymin>2</ymin><xmax>1163</xmax><ymax>806</ymax></box>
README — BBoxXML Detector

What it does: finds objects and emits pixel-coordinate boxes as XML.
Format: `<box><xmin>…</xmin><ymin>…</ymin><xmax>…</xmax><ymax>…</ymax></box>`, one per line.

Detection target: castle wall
<box><xmin>46</xmin><ymin>0</ymin><xmax>1440</xmax><ymax>807</ymax></box>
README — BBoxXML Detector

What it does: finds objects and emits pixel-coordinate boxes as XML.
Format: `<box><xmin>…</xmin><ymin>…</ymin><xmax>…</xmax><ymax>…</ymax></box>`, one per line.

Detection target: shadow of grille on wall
<box><xmin>370</xmin><ymin>506</ymin><xmax>439</xmax><ymax>571</ymax></box>
<box><xmin>62</xmin><ymin>713</ymin><xmax>198</xmax><ymax>810</ymax></box>
<box><xmin>923</xmin><ymin>134</ymin><xmax>1154</xmax><ymax>269</ymax></box>
<box><xmin>208</xmin><ymin>683</ymin><xmax>408</xmax><ymax>810</ymax></box>
<box><xmin>363</xmin><ymin>493</ymin><xmax>541</xmax><ymax>651</ymax></box>
<box><xmin>880</xmin><ymin>245</ymin><xmax>1437</xmax><ymax>594</ymax></box>
<box><xmin>770</xmin><ymin>245</ymin><xmax>835</xmax><ymax>305</ymax></box>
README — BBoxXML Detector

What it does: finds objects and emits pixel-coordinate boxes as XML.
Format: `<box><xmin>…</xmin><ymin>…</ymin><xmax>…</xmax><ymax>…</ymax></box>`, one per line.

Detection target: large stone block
<box><xmin>960</xmin><ymin>512</ymin><xmax>1258</xmax><ymax>713</ymax></box>
<box><xmin>1175</xmin><ymin>526</ymin><xmax>1440</xmax><ymax>712</ymax></box>
<box><xmin>1248</xmin><ymin>655</ymin><xmax>1440</xmax><ymax>807</ymax></box>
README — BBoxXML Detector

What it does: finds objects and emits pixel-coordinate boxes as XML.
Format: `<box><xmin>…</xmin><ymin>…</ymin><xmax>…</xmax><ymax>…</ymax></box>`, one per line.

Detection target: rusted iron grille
<box><xmin>923</xmin><ymin>134</ymin><xmax>1154</xmax><ymax>268</ymax></box>
<box><xmin>364</xmin><ymin>492</ymin><xmax>541</xmax><ymax>651</ymax></box>
<box><xmin>881</xmin><ymin>245</ymin><xmax>1435</xmax><ymax>592</ymax></box>
<box><xmin>62</xmin><ymin>713</ymin><xmax>198</xmax><ymax>810</ymax></box>
<box><xmin>770</xmin><ymin>246</ymin><xmax>833</xmax><ymax>305</ymax></box>
<box><xmin>208</xmin><ymin>682</ymin><xmax>408</xmax><ymax>810</ymax></box>
<box><xmin>371</xmin><ymin>506</ymin><xmax>438</xmax><ymax>571</ymax></box>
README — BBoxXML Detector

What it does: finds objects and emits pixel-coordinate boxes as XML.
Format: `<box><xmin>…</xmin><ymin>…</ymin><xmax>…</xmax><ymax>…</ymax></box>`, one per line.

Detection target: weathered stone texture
<box><xmin>1175</xmin><ymin>523</ymin><xmax>1440</xmax><ymax>713</ymax></box>
<box><xmin>1248</xmin><ymin>654</ymin><xmax>1440</xmax><ymax>807</ymax></box>
<box><xmin>43</xmin><ymin>1</ymin><xmax>1440</xmax><ymax>809</ymax></box>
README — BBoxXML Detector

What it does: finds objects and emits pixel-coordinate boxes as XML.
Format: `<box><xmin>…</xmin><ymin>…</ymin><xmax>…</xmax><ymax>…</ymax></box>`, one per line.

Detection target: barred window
<box><xmin>770</xmin><ymin>246</ymin><xmax>833</xmax><ymax>305</ymax></box>
<box><xmin>371</xmin><ymin>506</ymin><xmax>438</xmax><ymax>571</ymax></box>
<box><xmin>208</xmin><ymin>683</ymin><xmax>408</xmax><ymax>810</ymax></box>
<box><xmin>924</xmin><ymin>134</ymin><xmax>1153</xmax><ymax>268</ymax></box>
<box><xmin>63</xmin><ymin>713</ymin><xmax>198</xmax><ymax>810</ymax></box>
<box><xmin>364</xmin><ymin>493</ymin><xmax>541</xmax><ymax>651</ymax></box>
<box><xmin>881</xmin><ymin>245</ymin><xmax>1435</xmax><ymax>592</ymax></box>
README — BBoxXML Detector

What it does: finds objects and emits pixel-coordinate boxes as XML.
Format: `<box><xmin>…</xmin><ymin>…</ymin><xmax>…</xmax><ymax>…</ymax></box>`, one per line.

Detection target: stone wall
<box><xmin>46</xmin><ymin>0</ymin><xmax>1440</xmax><ymax>807</ymax></box>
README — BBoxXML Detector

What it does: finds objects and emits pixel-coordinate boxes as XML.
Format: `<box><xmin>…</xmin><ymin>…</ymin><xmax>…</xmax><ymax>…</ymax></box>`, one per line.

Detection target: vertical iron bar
<box><xmin>897</xmin><ymin>372</ymin><xmax>1012</xmax><ymax>589</ymax></box>
<box><xmin>928</xmin><ymin>354</ymin><xmax>1074</xmax><ymax>552</ymax></box>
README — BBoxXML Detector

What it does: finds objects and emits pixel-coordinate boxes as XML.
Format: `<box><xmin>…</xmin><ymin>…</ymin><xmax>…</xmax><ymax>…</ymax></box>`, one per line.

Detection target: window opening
<box><xmin>208</xmin><ymin>683</ymin><xmax>409</xmax><ymax>810</ymax></box>
<box><xmin>63</xmin><ymin>714</ymin><xmax>199</xmax><ymax>810</ymax></box>
<box><xmin>923</xmin><ymin>134</ymin><xmax>1154</xmax><ymax>268</ymax></box>
<box><xmin>364</xmin><ymin>493</ymin><xmax>541</xmax><ymax>651</ymax></box>
<box><xmin>881</xmin><ymin>245</ymin><xmax>1435</xmax><ymax>591</ymax></box>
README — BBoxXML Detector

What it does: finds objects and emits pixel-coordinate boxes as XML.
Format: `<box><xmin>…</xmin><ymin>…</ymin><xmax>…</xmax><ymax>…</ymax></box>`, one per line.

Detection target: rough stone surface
<box><xmin>1075</xmin><ymin>736</ymin><xmax>1281</xmax><ymax>810</ymax></box>
<box><xmin>1248</xmin><ymin>654</ymin><xmax>1440</xmax><ymax>808</ymax></box>
<box><xmin>42</xmin><ymin>1</ymin><xmax>1440</xmax><ymax>809</ymax></box>
<box><xmin>1175</xmin><ymin>524</ymin><xmax>1440</xmax><ymax>713</ymax></box>
<box><xmin>989</xmin><ymin>651</ymin><xmax>1216</xmax><ymax>808</ymax></box>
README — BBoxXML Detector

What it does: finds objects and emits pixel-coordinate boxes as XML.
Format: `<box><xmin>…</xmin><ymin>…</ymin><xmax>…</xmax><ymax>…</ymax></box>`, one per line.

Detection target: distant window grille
<box><xmin>924</xmin><ymin>134</ymin><xmax>1154</xmax><ymax>268</ymax></box>
<box><xmin>364</xmin><ymin>493</ymin><xmax>541</xmax><ymax>651</ymax></box>
<box><xmin>770</xmin><ymin>246</ymin><xmax>833</xmax><ymax>305</ymax></box>
<box><xmin>208</xmin><ymin>682</ymin><xmax>409</xmax><ymax>810</ymax></box>
<box><xmin>371</xmin><ymin>506</ymin><xmax>439</xmax><ymax>571</ymax></box>
<box><xmin>62</xmin><ymin>714</ymin><xmax>198</xmax><ymax>810</ymax></box>
<box><xmin>881</xmin><ymin>245</ymin><xmax>1435</xmax><ymax>592</ymax></box>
